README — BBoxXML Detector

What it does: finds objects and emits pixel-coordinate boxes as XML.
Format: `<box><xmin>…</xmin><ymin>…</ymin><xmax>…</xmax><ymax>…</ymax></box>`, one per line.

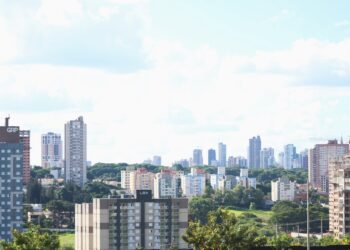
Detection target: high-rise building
<box><xmin>154</xmin><ymin>169</ymin><xmax>182</xmax><ymax>198</ymax></box>
<box><xmin>208</xmin><ymin>148</ymin><xmax>216</xmax><ymax>166</ymax></box>
<box><xmin>181</xmin><ymin>168</ymin><xmax>206</xmax><ymax>197</ymax></box>
<box><xmin>233</xmin><ymin>156</ymin><xmax>247</xmax><ymax>168</ymax></box>
<box><xmin>0</xmin><ymin>118</ymin><xmax>24</xmax><ymax>241</ymax></box>
<box><xmin>152</xmin><ymin>155</ymin><xmax>161</xmax><ymax>166</ymax></box>
<box><xmin>299</xmin><ymin>149</ymin><xmax>309</xmax><ymax>169</ymax></box>
<box><xmin>75</xmin><ymin>190</ymin><xmax>189</xmax><ymax>250</ymax></box>
<box><xmin>260</xmin><ymin>147</ymin><xmax>275</xmax><ymax>168</ymax></box>
<box><xmin>218</xmin><ymin>142</ymin><xmax>227</xmax><ymax>167</ymax></box>
<box><xmin>278</xmin><ymin>152</ymin><xmax>285</xmax><ymax>168</ymax></box>
<box><xmin>283</xmin><ymin>144</ymin><xmax>296</xmax><ymax>169</ymax></box>
<box><xmin>271</xmin><ymin>177</ymin><xmax>296</xmax><ymax>202</ymax></box>
<box><xmin>41</xmin><ymin>132</ymin><xmax>62</xmax><ymax>170</ymax></box>
<box><xmin>121</xmin><ymin>168</ymin><xmax>155</xmax><ymax>195</ymax></box>
<box><xmin>192</xmin><ymin>149</ymin><xmax>203</xmax><ymax>166</ymax></box>
<box><xmin>329</xmin><ymin>155</ymin><xmax>350</xmax><ymax>238</ymax></box>
<box><xmin>248</xmin><ymin>136</ymin><xmax>261</xmax><ymax>168</ymax></box>
<box><xmin>65</xmin><ymin>116</ymin><xmax>87</xmax><ymax>188</ymax></box>
<box><xmin>20</xmin><ymin>130</ymin><xmax>30</xmax><ymax>185</ymax></box>
<box><xmin>227</xmin><ymin>156</ymin><xmax>235</xmax><ymax>167</ymax></box>
<box><xmin>309</xmin><ymin>140</ymin><xmax>348</xmax><ymax>193</ymax></box>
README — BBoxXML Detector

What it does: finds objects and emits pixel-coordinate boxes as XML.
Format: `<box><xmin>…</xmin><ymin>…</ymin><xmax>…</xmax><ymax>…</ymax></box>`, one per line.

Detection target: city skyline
<box><xmin>1</xmin><ymin>1</ymin><xmax>350</xmax><ymax>166</ymax></box>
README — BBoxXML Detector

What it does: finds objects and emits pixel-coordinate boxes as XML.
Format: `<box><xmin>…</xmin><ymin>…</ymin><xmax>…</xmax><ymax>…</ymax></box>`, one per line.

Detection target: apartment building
<box><xmin>121</xmin><ymin>168</ymin><xmax>154</xmax><ymax>195</ymax></box>
<box><xmin>75</xmin><ymin>190</ymin><xmax>189</xmax><ymax>250</ymax></box>
<box><xmin>271</xmin><ymin>177</ymin><xmax>296</xmax><ymax>202</ymax></box>
<box><xmin>181</xmin><ymin>168</ymin><xmax>206</xmax><ymax>197</ymax></box>
<box><xmin>153</xmin><ymin>169</ymin><xmax>182</xmax><ymax>198</ymax></box>
<box><xmin>329</xmin><ymin>154</ymin><xmax>350</xmax><ymax>238</ymax></box>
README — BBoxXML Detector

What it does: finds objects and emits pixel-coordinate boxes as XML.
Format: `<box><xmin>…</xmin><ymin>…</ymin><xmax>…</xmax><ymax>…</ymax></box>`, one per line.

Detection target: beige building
<box><xmin>153</xmin><ymin>169</ymin><xmax>183</xmax><ymax>198</ymax></box>
<box><xmin>329</xmin><ymin>154</ymin><xmax>350</xmax><ymax>238</ymax></box>
<box><xmin>309</xmin><ymin>140</ymin><xmax>348</xmax><ymax>193</ymax></box>
<box><xmin>121</xmin><ymin>168</ymin><xmax>155</xmax><ymax>195</ymax></box>
<box><xmin>75</xmin><ymin>190</ymin><xmax>189</xmax><ymax>250</ymax></box>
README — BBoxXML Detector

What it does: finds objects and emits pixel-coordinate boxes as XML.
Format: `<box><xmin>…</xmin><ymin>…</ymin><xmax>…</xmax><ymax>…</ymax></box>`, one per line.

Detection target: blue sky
<box><xmin>0</xmin><ymin>0</ymin><xmax>350</xmax><ymax>165</ymax></box>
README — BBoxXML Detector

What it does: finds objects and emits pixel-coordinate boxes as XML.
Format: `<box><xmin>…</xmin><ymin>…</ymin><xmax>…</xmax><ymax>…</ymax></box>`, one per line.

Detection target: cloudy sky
<box><xmin>1</xmin><ymin>0</ymin><xmax>350</xmax><ymax>166</ymax></box>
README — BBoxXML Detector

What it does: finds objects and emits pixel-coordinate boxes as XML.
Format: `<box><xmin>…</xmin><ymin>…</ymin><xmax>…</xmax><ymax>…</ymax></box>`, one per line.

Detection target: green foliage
<box><xmin>183</xmin><ymin>208</ymin><xmax>267</xmax><ymax>250</ymax></box>
<box><xmin>0</xmin><ymin>225</ymin><xmax>60</xmax><ymax>250</ymax></box>
<box><xmin>268</xmin><ymin>233</ymin><xmax>293</xmax><ymax>250</ymax></box>
<box><xmin>26</xmin><ymin>179</ymin><xmax>43</xmax><ymax>203</ymax></box>
<box><xmin>83</xmin><ymin>182</ymin><xmax>114</xmax><ymax>198</ymax></box>
<box><xmin>30</xmin><ymin>166</ymin><xmax>51</xmax><ymax>179</ymax></box>
<box><xmin>189</xmin><ymin>197</ymin><xmax>217</xmax><ymax>223</ymax></box>
<box><xmin>87</xmin><ymin>162</ymin><xmax>128</xmax><ymax>180</ymax></box>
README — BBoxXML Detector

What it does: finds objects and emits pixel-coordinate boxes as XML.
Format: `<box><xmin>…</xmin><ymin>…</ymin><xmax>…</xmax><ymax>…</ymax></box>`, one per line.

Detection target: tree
<box><xmin>267</xmin><ymin>233</ymin><xmax>293</xmax><ymax>250</ymax></box>
<box><xmin>189</xmin><ymin>197</ymin><xmax>217</xmax><ymax>223</ymax></box>
<box><xmin>0</xmin><ymin>225</ymin><xmax>59</xmax><ymax>250</ymax></box>
<box><xmin>183</xmin><ymin>208</ymin><xmax>267</xmax><ymax>250</ymax></box>
<box><xmin>26</xmin><ymin>179</ymin><xmax>43</xmax><ymax>203</ymax></box>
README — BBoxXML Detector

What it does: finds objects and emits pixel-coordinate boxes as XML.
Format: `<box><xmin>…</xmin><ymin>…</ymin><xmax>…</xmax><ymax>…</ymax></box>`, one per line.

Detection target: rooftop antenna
<box><xmin>5</xmin><ymin>115</ymin><xmax>10</xmax><ymax>127</ymax></box>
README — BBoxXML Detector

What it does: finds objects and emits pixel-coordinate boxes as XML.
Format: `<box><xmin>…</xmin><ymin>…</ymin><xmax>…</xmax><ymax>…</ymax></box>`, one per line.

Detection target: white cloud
<box><xmin>270</xmin><ymin>9</ymin><xmax>294</xmax><ymax>22</ymax></box>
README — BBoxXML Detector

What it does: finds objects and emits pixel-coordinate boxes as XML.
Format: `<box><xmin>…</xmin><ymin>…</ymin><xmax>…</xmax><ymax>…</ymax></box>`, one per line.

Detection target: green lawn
<box><xmin>227</xmin><ymin>209</ymin><xmax>273</xmax><ymax>222</ymax></box>
<box><xmin>59</xmin><ymin>233</ymin><xmax>74</xmax><ymax>250</ymax></box>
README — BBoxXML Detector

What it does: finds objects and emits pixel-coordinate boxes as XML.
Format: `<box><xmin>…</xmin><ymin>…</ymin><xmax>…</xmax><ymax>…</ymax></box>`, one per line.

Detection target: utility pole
<box><xmin>307</xmin><ymin>179</ymin><xmax>310</xmax><ymax>250</ymax></box>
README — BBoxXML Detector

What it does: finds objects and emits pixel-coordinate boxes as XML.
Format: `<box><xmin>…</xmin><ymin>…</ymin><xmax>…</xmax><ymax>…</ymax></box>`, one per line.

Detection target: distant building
<box><xmin>75</xmin><ymin>190</ymin><xmax>189</xmax><ymax>250</ymax></box>
<box><xmin>0</xmin><ymin>117</ymin><xmax>24</xmax><ymax>241</ymax></box>
<box><xmin>152</xmin><ymin>155</ymin><xmax>161</xmax><ymax>166</ymax></box>
<box><xmin>260</xmin><ymin>147</ymin><xmax>275</xmax><ymax>168</ymax></box>
<box><xmin>227</xmin><ymin>156</ymin><xmax>235</xmax><ymax>167</ymax></box>
<box><xmin>278</xmin><ymin>152</ymin><xmax>285</xmax><ymax>168</ymax></box>
<box><xmin>192</xmin><ymin>149</ymin><xmax>203</xmax><ymax>166</ymax></box>
<box><xmin>309</xmin><ymin>140</ymin><xmax>348</xmax><ymax>193</ymax></box>
<box><xmin>65</xmin><ymin>116</ymin><xmax>87</xmax><ymax>188</ymax></box>
<box><xmin>210</xmin><ymin>167</ymin><xmax>226</xmax><ymax>190</ymax></box>
<box><xmin>173</xmin><ymin>159</ymin><xmax>189</xmax><ymax>168</ymax></box>
<box><xmin>239</xmin><ymin>169</ymin><xmax>256</xmax><ymax>189</ymax></box>
<box><xmin>153</xmin><ymin>169</ymin><xmax>182</xmax><ymax>198</ymax></box>
<box><xmin>284</xmin><ymin>144</ymin><xmax>296</xmax><ymax>169</ymax></box>
<box><xmin>218</xmin><ymin>142</ymin><xmax>227</xmax><ymax>167</ymax></box>
<box><xmin>208</xmin><ymin>148</ymin><xmax>216</xmax><ymax>166</ymax></box>
<box><xmin>41</xmin><ymin>132</ymin><xmax>62</xmax><ymax>173</ymax></box>
<box><xmin>329</xmin><ymin>155</ymin><xmax>350</xmax><ymax>238</ymax></box>
<box><xmin>181</xmin><ymin>168</ymin><xmax>206</xmax><ymax>197</ymax></box>
<box><xmin>248</xmin><ymin>136</ymin><xmax>261</xmax><ymax>168</ymax></box>
<box><xmin>233</xmin><ymin>156</ymin><xmax>247</xmax><ymax>168</ymax></box>
<box><xmin>121</xmin><ymin>168</ymin><xmax>154</xmax><ymax>195</ymax></box>
<box><xmin>271</xmin><ymin>177</ymin><xmax>296</xmax><ymax>202</ymax></box>
<box><xmin>20</xmin><ymin>130</ymin><xmax>30</xmax><ymax>185</ymax></box>
<box><xmin>299</xmin><ymin>149</ymin><xmax>309</xmax><ymax>169</ymax></box>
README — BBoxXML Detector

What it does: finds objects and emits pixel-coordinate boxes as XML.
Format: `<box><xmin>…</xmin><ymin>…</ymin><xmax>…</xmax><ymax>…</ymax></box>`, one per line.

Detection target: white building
<box><xmin>181</xmin><ymin>168</ymin><xmax>206</xmax><ymax>197</ymax></box>
<box><xmin>65</xmin><ymin>116</ymin><xmax>87</xmax><ymax>188</ymax></box>
<box><xmin>238</xmin><ymin>168</ymin><xmax>256</xmax><ymax>189</ymax></box>
<box><xmin>154</xmin><ymin>169</ymin><xmax>182</xmax><ymax>198</ymax></box>
<box><xmin>284</xmin><ymin>144</ymin><xmax>296</xmax><ymax>169</ymax></box>
<box><xmin>271</xmin><ymin>177</ymin><xmax>296</xmax><ymax>202</ymax></box>
<box><xmin>260</xmin><ymin>147</ymin><xmax>275</xmax><ymax>168</ymax></box>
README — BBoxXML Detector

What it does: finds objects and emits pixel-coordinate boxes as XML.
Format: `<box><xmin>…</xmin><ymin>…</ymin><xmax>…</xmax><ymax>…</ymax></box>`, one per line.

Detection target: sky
<box><xmin>1</xmin><ymin>0</ymin><xmax>350</xmax><ymax>166</ymax></box>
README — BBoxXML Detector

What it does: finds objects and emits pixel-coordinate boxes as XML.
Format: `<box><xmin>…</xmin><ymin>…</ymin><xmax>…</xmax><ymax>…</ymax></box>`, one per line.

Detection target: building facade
<box><xmin>181</xmin><ymin>168</ymin><xmax>206</xmax><ymax>197</ymax></box>
<box><xmin>65</xmin><ymin>116</ymin><xmax>87</xmax><ymax>188</ymax></box>
<box><xmin>192</xmin><ymin>149</ymin><xmax>203</xmax><ymax>166</ymax></box>
<box><xmin>248</xmin><ymin>136</ymin><xmax>261</xmax><ymax>168</ymax></box>
<box><xmin>0</xmin><ymin>118</ymin><xmax>24</xmax><ymax>241</ymax></box>
<box><xmin>121</xmin><ymin>168</ymin><xmax>155</xmax><ymax>195</ymax></box>
<box><xmin>19</xmin><ymin>130</ymin><xmax>30</xmax><ymax>185</ymax></box>
<box><xmin>41</xmin><ymin>132</ymin><xmax>62</xmax><ymax>170</ymax></box>
<box><xmin>329</xmin><ymin>155</ymin><xmax>350</xmax><ymax>238</ymax></box>
<box><xmin>284</xmin><ymin>144</ymin><xmax>296</xmax><ymax>169</ymax></box>
<box><xmin>75</xmin><ymin>190</ymin><xmax>189</xmax><ymax>250</ymax></box>
<box><xmin>218</xmin><ymin>142</ymin><xmax>227</xmax><ymax>167</ymax></box>
<box><xmin>260</xmin><ymin>147</ymin><xmax>275</xmax><ymax>168</ymax></box>
<box><xmin>309</xmin><ymin>140</ymin><xmax>348</xmax><ymax>193</ymax></box>
<box><xmin>271</xmin><ymin>177</ymin><xmax>296</xmax><ymax>202</ymax></box>
<box><xmin>154</xmin><ymin>169</ymin><xmax>182</xmax><ymax>198</ymax></box>
<box><xmin>208</xmin><ymin>148</ymin><xmax>216</xmax><ymax>166</ymax></box>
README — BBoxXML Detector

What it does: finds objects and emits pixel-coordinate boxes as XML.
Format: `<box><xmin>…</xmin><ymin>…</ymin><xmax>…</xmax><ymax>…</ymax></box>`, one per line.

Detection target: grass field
<box><xmin>227</xmin><ymin>209</ymin><xmax>273</xmax><ymax>222</ymax></box>
<box><xmin>59</xmin><ymin>233</ymin><xmax>74</xmax><ymax>250</ymax></box>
